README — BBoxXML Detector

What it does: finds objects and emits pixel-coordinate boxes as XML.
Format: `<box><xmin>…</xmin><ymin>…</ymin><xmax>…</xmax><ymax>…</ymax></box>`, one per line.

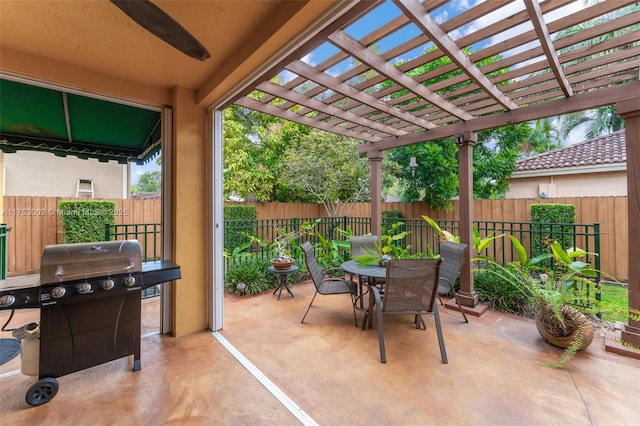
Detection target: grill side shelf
<box><xmin>141</xmin><ymin>262</ymin><xmax>181</xmax><ymax>288</ymax></box>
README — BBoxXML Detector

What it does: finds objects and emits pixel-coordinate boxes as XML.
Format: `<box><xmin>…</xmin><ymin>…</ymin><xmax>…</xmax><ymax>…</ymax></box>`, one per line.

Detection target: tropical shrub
<box><xmin>474</xmin><ymin>267</ymin><xmax>534</xmax><ymax>317</ymax></box>
<box><xmin>224</xmin><ymin>256</ymin><xmax>278</xmax><ymax>295</ymax></box>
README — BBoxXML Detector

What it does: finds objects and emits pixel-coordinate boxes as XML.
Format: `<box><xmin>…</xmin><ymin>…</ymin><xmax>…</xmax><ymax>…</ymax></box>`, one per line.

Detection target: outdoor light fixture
<box><xmin>409</xmin><ymin>156</ymin><xmax>418</xmax><ymax>176</ymax></box>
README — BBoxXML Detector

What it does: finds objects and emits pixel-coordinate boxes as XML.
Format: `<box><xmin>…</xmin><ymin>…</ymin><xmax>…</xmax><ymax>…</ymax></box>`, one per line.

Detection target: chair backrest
<box><xmin>382</xmin><ymin>258</ymin><xmax>441</xmax><ymax>313</ymax></box>
<box><xmin>350</xmin><ymin>235</ymin><xmax>379</xmax><ymax>257</ymax></box>
<box><xmin>301</xmin><ymin>241</ymin><xmax>324</xmax><ymax>289</ymax></box>
<box><xmin>438</xmin><ymin>241</ymin><xmax>468</xmax><ymax>292</ymax></box>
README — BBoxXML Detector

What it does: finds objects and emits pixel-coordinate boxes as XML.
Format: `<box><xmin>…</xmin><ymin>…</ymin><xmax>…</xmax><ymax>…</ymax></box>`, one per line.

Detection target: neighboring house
<box><xmin>506</xmin><ymin>130</ymin><xmax>627</xmax><ymax>199</ymax></box>
<box><xmin>2</xmin><ymin>150</ymin><xmax>131</xmax><ymax>199</ymax></box>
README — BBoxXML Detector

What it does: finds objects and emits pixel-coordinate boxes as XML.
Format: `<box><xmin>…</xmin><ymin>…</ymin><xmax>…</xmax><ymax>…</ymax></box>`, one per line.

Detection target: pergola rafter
<box><xmin>230</xmin><ymin>0</ymin><xmax>639</xmax><ymax>151</ymax></box>
<box><xmin>393</xmin><ymin>0</ymin><xmax>520</xmax><ymax>111</ymax></box>
<box><xmin>285</xmin><ymin>60</ymin><xmax>439</xmax><ymax>130</ymax></box>
<box><xmin>523</xmin><ymin>0</ymin><xmax>572</xmax><ymax>97</ymax></box>
<box><xmin>327</xmin><ymin>30</ymin><xmax>474</xmax><ymax>121</ymax></box>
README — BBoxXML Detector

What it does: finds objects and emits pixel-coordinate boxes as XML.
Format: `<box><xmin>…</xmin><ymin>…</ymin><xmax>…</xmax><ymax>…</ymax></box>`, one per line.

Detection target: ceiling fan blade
<box><xmin>110</xmin><ymin>0</ymin><xmax>210</xmax><ymax>61</ymax></box>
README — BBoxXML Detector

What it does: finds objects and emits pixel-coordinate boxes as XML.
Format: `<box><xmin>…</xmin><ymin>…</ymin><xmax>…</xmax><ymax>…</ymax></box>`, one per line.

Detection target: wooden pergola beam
<box><xmin>393</xmin><ymin>0</ymin><xmax>520</xmax><ymax>111</ymax></box>
<box><xmin>286</xmin><ymin>60</ymin><xmax>438</xmax><ymax>130</ymax></box>
<box><xmin>256</xmin><ymin>81</ymin><xmax>407</xmax><ymax>137</ymax></box>
<box><xmin>235</xmin><ymin>96</ymin><xmax>381</xmax><ymax>143</ymax></box>
<box><xmin>327</xmin><ymin>30</ymin><xmax>474</xmax><ymax>122</ymax></box>
<box><xmin>356</xmin><ymin>81</ymin><xmax>640</xmax><ymax>153</ymax></box>
<box><xmin>523</xmin><ymin>0</ymin><xmax>572</xmax><ymax>97</ymax></box>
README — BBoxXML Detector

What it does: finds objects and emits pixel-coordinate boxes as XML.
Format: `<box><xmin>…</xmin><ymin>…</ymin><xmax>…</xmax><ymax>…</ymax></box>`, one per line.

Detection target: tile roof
<box><xmin>516</xmin><ymin>130</ymin><xmax>626</xmax><ymax>172</ymax></box>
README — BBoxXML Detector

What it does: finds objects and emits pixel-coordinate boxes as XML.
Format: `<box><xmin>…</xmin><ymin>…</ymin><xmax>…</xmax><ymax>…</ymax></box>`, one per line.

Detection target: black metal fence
<box><xmin>106</xmin><ymin>217</ymin><xmax>602</xmax><ymax>299</ymax></box>
<box><xmin>0</xmin><ymin>223</ymin><xmax>8</xmax><ymax>279</ymax></box>
<box><xmin>105</xmin><ymin>223</ymin><xmax>162</xmax><ymax>298</ymax></box>
<box><xmin>224</xmin><ymin>216</ymin><xmax>600</xmax><ymax>269</ymax></box>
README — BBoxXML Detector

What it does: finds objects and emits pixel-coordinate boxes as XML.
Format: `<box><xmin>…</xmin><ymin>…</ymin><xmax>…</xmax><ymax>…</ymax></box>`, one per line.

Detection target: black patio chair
<box><xmin>362</xmin><ymin>258</ymin><xmax>447</xmax><ymax>364</ymax></box>
<box><xmin>301</xmin><ymin>242</ymin><xmax>358</xmax><ymax>327</ymax></box>
<box><xmin>438</xmin><ymin>241</ymin><xmax>469</xmax><ymax>323</ymax></box>
<box><xmin>349</xmin><ymin>235</ymin><xmax>383</xmax><ymax>308</ymax></box>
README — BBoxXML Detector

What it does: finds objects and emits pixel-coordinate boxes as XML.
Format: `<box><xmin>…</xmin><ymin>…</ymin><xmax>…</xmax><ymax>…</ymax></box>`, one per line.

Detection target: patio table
<box><xmin>340</xmin><ymin>260</ymin><xmax>386</xmax><ymax>328</ymax></box>
<box><xmin>268</xmin><ymin>265</ymin><xmax>299</xmax><ymax>300</ymax></box>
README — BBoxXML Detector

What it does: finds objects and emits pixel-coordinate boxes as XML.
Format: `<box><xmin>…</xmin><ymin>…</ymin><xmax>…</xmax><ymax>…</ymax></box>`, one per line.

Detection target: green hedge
<box><xmin>224</xmin><ymin>205</ymin><xmax>256</xmax><ymax>249</ymax></box>
<box><xmin>59</xmin><ymin>200</ymin><xmax>116</xmax><ymax>243</ymax></box>
<box><xmin>530</xmin><ymin>203</ymin><xmax>575</xmax><ymax>257</ymax></box>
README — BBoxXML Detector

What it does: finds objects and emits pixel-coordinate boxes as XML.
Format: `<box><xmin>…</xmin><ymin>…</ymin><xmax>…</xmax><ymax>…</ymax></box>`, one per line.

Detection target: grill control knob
<box><xmin>102</xmin><ymin>279</ymin><xmax>115</xmax><ymax>291</ymax></box>
<box><xmin>51</xmin><ymin>287</ymin><xmax>66</xmax><ymax>299</ymax></box>
<box><xmin>0</xmin><ymin>294</ymin><xmax>16</xmax><ymax>308</ymax></box>
<box><xmin>124</xmin><ymin>276</ymin><xmax>136</xmax><ymax>287</ymax></box>
<box><xmin>77</xmin><ymin>282</ymin><xmax>92</xmax><ymax>294</ymax></box>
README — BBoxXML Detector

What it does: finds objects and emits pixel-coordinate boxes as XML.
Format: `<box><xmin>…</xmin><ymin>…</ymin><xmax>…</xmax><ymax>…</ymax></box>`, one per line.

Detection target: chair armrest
<box><xmin>322</xmin><ymin>277</ymin><xmax>351</xmax><ymax>283</ymax></box>
<box><xmin>322</xmin><ymin>267</ymin><xmax>346</xmax><ymax>278</ymax></box>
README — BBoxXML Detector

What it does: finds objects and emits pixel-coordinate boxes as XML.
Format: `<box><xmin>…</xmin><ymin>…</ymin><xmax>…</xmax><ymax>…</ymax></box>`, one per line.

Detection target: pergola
<box><xmin>219</xmin><ymin>0</ymin><xmax>640</xmax><ymax>351</ymax></box>
<box><xmin>0</xmin><ymin>0</ymin><xmax>638</xmax><ymax>356</ymax></box>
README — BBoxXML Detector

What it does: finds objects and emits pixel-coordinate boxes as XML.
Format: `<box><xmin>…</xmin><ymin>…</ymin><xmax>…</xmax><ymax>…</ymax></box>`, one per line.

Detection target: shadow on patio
<box><xmin>221</xmin><ymin>278</ymin><xmax>639</xmax><ymax>425</ymax></box>
<box><xmin>0</xmin><ymin>280</ymin><xmax>638</xmax><ymax>425</ymax></box>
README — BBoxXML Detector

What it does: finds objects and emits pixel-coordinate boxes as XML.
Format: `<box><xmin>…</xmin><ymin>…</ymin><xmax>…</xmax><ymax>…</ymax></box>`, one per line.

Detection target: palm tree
<box><xmin>558</xmin><ymin>106</ymin><xmax>624</xmax><ymax>140</ymax></box>
<box><xmin>553</xmin><ymin>2</ymin><xmax>638</xmax><ymax>139</ymax></box>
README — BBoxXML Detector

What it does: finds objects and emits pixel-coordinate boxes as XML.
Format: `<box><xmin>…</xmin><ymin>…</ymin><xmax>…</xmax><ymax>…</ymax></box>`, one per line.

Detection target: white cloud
<box><xmin>279</xmin><ymin>70</ymin><xmax>296</xmax><ymax>85</ymax></box>
<box><xmin>565</xmin><ymin>122</ymin><xmax>588</xmax><ymax>146</ymax></box>
<box><xmin>457</xmin><ymin>0</ymin><xmax>585</xmax><ymax>58</ymax></box>
<box><xmin>301</xmin><ymin>52</ymin><xmax>314</xmax><ymax>66</ymax></box>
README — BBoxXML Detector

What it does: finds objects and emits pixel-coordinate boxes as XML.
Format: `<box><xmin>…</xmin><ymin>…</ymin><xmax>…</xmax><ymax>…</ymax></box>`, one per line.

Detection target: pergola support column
<box><xmin>608</xmin><ymin>99</ymin><xmax>640</xmax><ymax>357</ymax></box>
<box><xmin>367</xmin><ymin>150</ymin><xmax>384</xmax><ymax>241</ymax></box>
<box><xmin>455</xmin><ymin>132</ymin><xmax>479</xmax><ymax>308</ymax></box>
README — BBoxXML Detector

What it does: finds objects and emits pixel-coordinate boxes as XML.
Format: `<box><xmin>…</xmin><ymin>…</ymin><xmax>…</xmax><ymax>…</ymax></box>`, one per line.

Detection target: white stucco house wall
<box><xmin>2</xmin><ymin>150</ymin><xmax>131</xmax><ymax>199</ymax></box>
<box><xmin>506</xmin><ymin>130</ymin><xmax>627</xmax><ymax>199</ymax></box>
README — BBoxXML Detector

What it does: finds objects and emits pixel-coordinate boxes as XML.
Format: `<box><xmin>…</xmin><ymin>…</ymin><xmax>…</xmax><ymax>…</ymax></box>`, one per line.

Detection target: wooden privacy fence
<box><xmin>3</xmin><ymin>196</ymin><xmax>628</xmax><ymax>280</ymax></box>
<box><xmin>234</xmin><ymin>196</ymin><xmax>629</xmax><ymax>280</ymax></box>
<box><xmin>2</xmin><ymin>196</ymin><xmax>161</xmax><ymax>276</ymax></box>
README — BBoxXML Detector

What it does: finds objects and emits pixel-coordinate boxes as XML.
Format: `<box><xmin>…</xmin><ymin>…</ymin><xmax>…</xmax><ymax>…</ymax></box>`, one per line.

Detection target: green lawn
<box><xmin>600</xmin><ymin>284</ymin><xmax>629</xmax><ymax>322</ymax></box>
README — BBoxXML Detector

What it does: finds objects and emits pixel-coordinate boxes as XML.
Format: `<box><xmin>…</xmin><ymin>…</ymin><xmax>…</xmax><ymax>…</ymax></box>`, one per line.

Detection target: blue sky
<box><xmin>131</xmin><ymin>154</ymin><xmax>160</xmax><ymax>185</ymax></box>
<box><xmin>294</xmin><ymin>0</ymin><xmax>586</xmax><ymax>78</ymax></box>
<box><xmin>288</xmin><ymin>0</ymin><xmax>588</xmax><ymax>144</ymax></box>
<box><xmin>135</xmin><ymin>0</ymin><xmax>591</xmax><ymax>182</ymax></box>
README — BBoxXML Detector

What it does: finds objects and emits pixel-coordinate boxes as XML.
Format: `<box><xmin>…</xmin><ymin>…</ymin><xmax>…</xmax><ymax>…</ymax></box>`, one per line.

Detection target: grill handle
<box><xmin>51</xmin><ymin>261</ymin><xmax>138</xmax><ymax>280</ymax></box>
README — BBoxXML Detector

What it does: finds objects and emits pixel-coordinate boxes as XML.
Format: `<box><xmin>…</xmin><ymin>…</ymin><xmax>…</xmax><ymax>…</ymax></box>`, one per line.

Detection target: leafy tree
<box><xmin>387</xmin><ymin>120</ymin><xmax>556</xmax><ymax>208</ymax></box>
<box><xmin>223</xmin><ymin>107</ymin><xmax>277</xmax><ymax>201</ymax></box>
<box><xmin>254</xmin><ymin>119</ymin><xmax>310</xmax><ymax>201</ymax></box>
<box><xmin>132</xmin><ymin>170</ymin><xmax>161</xmax><ymax>193</ymax></box>
<box><xmin>388</xmin><ymin>139</ymin><xmax>458</xmax><ymax>209</ymax></box>
<box><xmin>557</xmin><ymin>106</ymin><xmax>624</xmax><ymax>140</ymax></box>
<box><xmin>380</xmin><ymin>37</ymin><xmax>565</xmax><ymax>208</ymax></box>
<box><xmin>473</xmin><ymin>125</ymin><xmax>528</xmax><ymax>200</ymax></box>
<box><xmin>520</xmin><ymin>118</ymin><xmax>562</xmax><ymax>158</ymax></box>
<box><xmin>224</xmin><ymin>106</ymin><xmax>370</xmax><ymax>208</ymax></box>
<box><xmin>281</xmin><ymin>129</ymin><xmax>370</xmax><ymax>216</ymax></box>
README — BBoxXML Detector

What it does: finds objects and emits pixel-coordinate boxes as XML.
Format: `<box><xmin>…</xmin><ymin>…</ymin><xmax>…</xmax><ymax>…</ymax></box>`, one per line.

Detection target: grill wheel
<box><xmin>25</xmin><ymin>377</ymin><xmax>59</xmax><ymax>407</ymax></box>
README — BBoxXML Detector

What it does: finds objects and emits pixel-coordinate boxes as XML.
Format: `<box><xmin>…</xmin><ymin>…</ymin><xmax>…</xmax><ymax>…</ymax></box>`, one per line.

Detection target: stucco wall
<box><xmin>3</xmin><ymin>150</ymin><xmax>128</xmax><ymax>198</ymax></box>
<box><xmin>506</xmin><ymin>170</ymin><xmax>627</xmax><ymax>199</ymax></box>
<box><xmin>171</xmin><ymin>87</ymin><xmax>207</xmax><ymax>336</ymax></box>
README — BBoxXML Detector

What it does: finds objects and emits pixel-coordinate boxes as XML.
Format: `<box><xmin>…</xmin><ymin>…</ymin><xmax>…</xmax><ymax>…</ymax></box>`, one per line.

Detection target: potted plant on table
<box><xmin>476</xmin><ymin>236</ymin><xmax>618</xmax><ymax>367</ymax></box>
<box><xmin>270</xmin><ymin>229</ymin><xmax>298</xmax><ymax>270</ymax></box>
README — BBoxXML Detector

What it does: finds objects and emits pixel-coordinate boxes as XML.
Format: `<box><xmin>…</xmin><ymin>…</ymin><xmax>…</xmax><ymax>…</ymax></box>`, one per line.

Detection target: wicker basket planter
<box><xmin>535</xmin><ymin>307</ymin><xmax>594</xmax><ymax>350</ymax></box>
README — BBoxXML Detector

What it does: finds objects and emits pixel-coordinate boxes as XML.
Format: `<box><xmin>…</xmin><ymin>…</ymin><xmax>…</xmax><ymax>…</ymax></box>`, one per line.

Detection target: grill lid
<box><xmin>40</xmin><ymin>240</ymin><xmax>143</xmax><ymax>284</ymax></box>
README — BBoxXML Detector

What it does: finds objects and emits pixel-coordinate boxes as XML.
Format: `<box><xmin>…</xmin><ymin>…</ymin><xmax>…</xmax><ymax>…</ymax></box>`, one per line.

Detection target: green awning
<box><xmin>0</xmin><ymin>78</ymin><xmax>161</xmax><ymax>164</ymax></box>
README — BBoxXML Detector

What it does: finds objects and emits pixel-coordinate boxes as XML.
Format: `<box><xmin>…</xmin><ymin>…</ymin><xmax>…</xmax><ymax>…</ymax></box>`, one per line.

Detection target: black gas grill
<box><xmin>0</xmin><ymin>240</ymin><xmax>181</xmax><ymax>406</ymax></box>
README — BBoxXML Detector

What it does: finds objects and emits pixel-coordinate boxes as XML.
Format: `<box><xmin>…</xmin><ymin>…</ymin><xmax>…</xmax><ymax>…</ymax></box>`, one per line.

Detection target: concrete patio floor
<box><xmin>1</xmin><ymin>279</ymin><xmax>638</xmax><ymax>425</ymax></box>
